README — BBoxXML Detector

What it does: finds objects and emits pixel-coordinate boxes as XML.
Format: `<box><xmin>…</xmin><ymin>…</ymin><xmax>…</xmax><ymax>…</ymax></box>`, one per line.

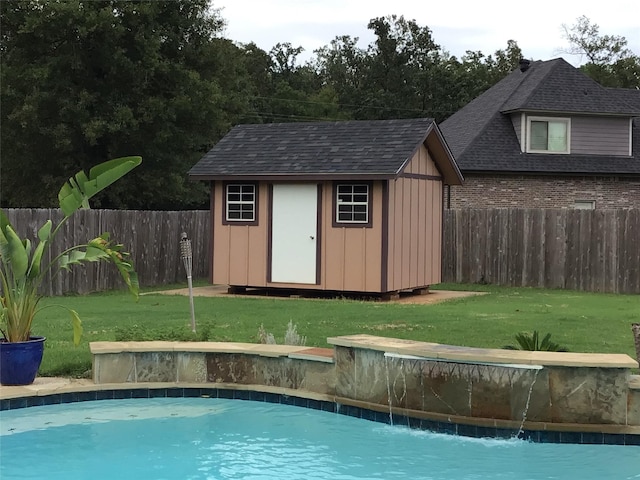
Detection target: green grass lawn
<box><xmin>33</xmin><ymin>283</ymin><xmax>640</xmax><ymax>377</ymax></box>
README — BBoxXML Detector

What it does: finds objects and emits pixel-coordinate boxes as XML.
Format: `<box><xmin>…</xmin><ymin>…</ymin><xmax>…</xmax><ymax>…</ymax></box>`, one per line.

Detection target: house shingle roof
<box><xmin>607</xmin><ymin>87</ymin><xmax>640</xmax><ymax>110</ymax></box>
<box><xmin>189</xmin><ymin>118</ymin><xmax>462</xmax><ymax>181</ymax></box>
<box><xmin>440</xmin><ymin>58</ymin><xmax>640</xmax><ymax>175</ymax></box>
<box><xmin>500</xmin><ymin>59</ymin><xmax>639</xmax><ymax>115</ymax></box>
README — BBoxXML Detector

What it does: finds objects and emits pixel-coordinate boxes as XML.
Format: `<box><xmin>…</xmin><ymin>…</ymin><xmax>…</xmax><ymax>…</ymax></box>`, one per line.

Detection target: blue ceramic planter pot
<box><xmin>0</xmin><ymin>336</ymin><xmax>46</xmax><ymax>386</ymax></box>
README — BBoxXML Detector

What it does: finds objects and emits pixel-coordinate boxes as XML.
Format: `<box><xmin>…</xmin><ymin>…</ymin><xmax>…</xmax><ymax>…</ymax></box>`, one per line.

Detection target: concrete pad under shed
<box><xmin>145</xmin><ymin>285</ymin><xmax>487</xmax><ymax>305</ymax></box>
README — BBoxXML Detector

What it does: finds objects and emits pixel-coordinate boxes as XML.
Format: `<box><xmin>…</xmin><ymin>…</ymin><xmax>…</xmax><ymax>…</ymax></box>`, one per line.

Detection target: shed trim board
<box><xmin>209</xmin><ymin>181</ymin><xmax>215</xmax><ymax>285</ymax></box>
<box><xmin>267</xmin><ymin>184</ymin><xmax>273</xmax><ymax>283</ymax></box>
<box><xmin>381</xmin><ymin>180</ymin><xmax>390</xmax><ymax>292</ymax></box>
<box><xmin>399</xmin><ymin>173</ymin><xmax>443</xmax><ymax>181</ymax></box>
<box><xmin>192</xmin><ymin>174</ymin><xmax>399</xmax><ymax>181</ymax></box>
<box><xmin>315</xmin><ymin>185</ymin><xmax>322</xmax><ymax>285</ymax></box>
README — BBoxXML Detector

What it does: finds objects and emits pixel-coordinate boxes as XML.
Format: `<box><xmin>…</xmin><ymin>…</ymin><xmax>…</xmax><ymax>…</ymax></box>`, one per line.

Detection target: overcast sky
<box><xmin>215</xmin><ymin>0</ymin><xmax>639</xmax><ymax>66</ymax></box>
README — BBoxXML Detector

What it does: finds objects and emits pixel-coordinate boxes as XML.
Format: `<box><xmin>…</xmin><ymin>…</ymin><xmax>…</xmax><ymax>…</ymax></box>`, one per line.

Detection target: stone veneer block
<box><xmin>384</xmin><ymin>357</ymin><xmax>423</xmax><ymax>411</ymax></box>
<box><xmin>471</xmin><ymin>377</ymin><xmax>511</xmax><ymax>420</ymax></box>
<box><xmin>298</xmin><ymin>361</ymin><xmax>335</xmax><ymax>395</ymax></box>
<box><xmin>252</xmin><ymin>357</ymin><xmax>298</xmax><ymax>389</ymax></box>
<box><xmin>206</xmin><ymin>353</ymin><xmax>256</xmax><ymax>384</ymax></box>
<box><xmin>628</xmin><ymin>389</ymin><xmax>640</xmax><ymax>426</ymax></box>
<box><xmin>135</xmin><ymin>352</ymin><xmax>177</xmax><ymax>382</ymax></box>
<box><xmin>177</xmin><ymin>353</ymin><xmax>207</xmax><ymax>383</ymax></box>
<box><xmin>421</xmin><ymin>361</ymin><xmax>472</xmax><ymax>416</ymax></box>
<box><xmin>93</xmin><ymin>352</ymin><xmax>135</xmax><ymax>383</ymax></box>
<box><xmin>510</xmin><ymin>368</ymin><xmax>551</xmax><ymax>423</ymax></box>
<box><xmin>469</xmin><ymin>364</ymin><xmax>523</xmax><ymax>420</ymax></box>
<box><xmin>548</xmin><ymin>367</ymin><xmax>629</xmax><ymax>424</ymax></box>
<box><xmin>334</xmin><ymin>346</ymin><xmax>356</xmax><ymax>399</ymax></box>
<box><xmin>353</xmin><ymin>349</ymin><xmax>390</xmax><ymax>406</ymax></box>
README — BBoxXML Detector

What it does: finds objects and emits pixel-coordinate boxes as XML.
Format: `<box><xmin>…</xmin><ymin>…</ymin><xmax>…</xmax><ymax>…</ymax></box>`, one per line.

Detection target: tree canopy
<box><xmin>560</xmin><ymin>15</ymin><xmax>640</xmax><ymax>88</ymax></box>
<box><xmin>1</xmin><ymin>4</ymin><xmax>635</xmax><ymax>209</ymax></box>
<box><xmin>1</xmin><ymin>0</ymin><xmax>237</xmax><ymax>209</ymax></box>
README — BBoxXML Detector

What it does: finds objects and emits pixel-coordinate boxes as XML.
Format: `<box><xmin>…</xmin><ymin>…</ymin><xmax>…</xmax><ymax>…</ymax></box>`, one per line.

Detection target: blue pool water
<box><xmin>1</xmin><ymin>398</ymin><xmax>638</xmax><ymax>480</ymax></box>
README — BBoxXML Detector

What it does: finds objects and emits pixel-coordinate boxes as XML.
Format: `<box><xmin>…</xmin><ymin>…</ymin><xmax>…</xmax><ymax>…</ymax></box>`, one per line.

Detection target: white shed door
<box><xmin>271</xmin><ymin>184</ymin><xmax>318</xmax><ymax>284</ymax></box>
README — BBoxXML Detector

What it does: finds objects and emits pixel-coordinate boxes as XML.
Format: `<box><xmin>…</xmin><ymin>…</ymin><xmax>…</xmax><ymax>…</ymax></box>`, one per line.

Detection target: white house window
<box><xmin>225</xmin><ymin>184</ymin><xmax>256</xmax><ymax>222</ymax></box>
<box><xmin>573</xmin><ymin>200</ymin><xmax>595</xmax><ymax>210</ymax></box>
<box><xmin>336</xmin><ymin>184</ymin><xmax>369</xmax><ymax>224</ymax></box>
<box><xmin>527</xmin><ymin>117</ymin><xmax>570</xmax><ymax>153</ymax></box>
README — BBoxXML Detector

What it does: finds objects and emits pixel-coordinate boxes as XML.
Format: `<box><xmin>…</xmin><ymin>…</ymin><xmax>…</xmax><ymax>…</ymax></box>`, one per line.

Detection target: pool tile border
<box><xmin>2</xmin><ymin>387</ymin><xmax>638</xmax><ymax>447</ymax></box>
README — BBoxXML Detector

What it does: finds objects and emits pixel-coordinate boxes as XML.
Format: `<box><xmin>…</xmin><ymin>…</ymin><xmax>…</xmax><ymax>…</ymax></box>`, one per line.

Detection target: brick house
<box><xmin>440</xmin><ymin>58</ymin><xmax>640</xmax><ymax>209</ymax></box>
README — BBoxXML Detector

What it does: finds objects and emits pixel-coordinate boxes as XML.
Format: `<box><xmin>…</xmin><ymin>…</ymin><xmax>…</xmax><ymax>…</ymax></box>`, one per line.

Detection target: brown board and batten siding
<box><xmin>321</xmin><ymin>181</ymin><xmax>384</xmax><ymax>292</ymax></box>
<box><xmin>212</xmin><ymin>180</ymin><xmax>385</xmax><ymax>292</ymax></box>
<box><xmin>386</xmin><ymin>144</ymin><xmax>444</xmax><ymax>291</ymax></box>
<box><xmin>211</xmin><ymin>181</ymin><xmax>269</xmax><ymax>286</ymax></box>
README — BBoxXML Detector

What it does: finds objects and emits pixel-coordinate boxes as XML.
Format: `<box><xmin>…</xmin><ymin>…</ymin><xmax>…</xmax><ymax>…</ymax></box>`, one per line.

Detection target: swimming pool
<box><xmin>1</xmin><ymin>397</ymin><xmax>638</xmax><ymax>480</ymax></box>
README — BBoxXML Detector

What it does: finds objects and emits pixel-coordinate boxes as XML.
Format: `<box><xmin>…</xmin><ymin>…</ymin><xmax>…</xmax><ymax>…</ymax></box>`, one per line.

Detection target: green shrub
<box><xmin>503</xmin><ymin>331</ymin><xmax>568</xmax><ymax>352</ymax></box>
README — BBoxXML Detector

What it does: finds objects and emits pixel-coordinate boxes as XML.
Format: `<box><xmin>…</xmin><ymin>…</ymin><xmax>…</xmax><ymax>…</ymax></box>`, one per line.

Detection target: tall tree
<box><xmin>314</xmin><ymin>35</ymin><xmax>369</xmax><ymax>119</ymax></box>
<box><xmin>316</xmin><ymin>16</ymin><xmax>449</xmax><ymax>121</ymax></box>
<box><xmin>560</xmin><ymin>16</ymin><xmax>640</xmax><ymax>88</ymax></box>
<box><xmin>239</xmin><ymin>42</ymin><xmax>341</xmax><ymax>123</ymax></box>
<box><xmin>1</xmin><ymin>0</ymin><xmax>247</xmax><ymax>209</ymax></box>
<box><xmin>315</xmin><ymin>16</ymin><xmax>522</xmax><ymax>122</ymax></box>
<box><xmin>443</xmin><ymin>40</ymin><xmax>523</xmax><ymax>117</ymax></box>
<box><xmin>364</xmin><ymin>15</ymin><xmax>442</xmax><ymax>119</ymax></box>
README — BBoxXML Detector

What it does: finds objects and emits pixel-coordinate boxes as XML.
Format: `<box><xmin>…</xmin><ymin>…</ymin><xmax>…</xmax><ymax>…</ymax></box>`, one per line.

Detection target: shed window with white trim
<box><xmin>335</xmin><ymin>183</ymin><xmax>370</xmax><ymax>225</ymax></box>
<box><xmin>225</xmin><ymin>184</ymin><xmax>257</xmax><ymax>223</ymax></box>
<box><xmin>527</xmin><ymin>117</ymin><xmax>570</xmax><ymax>153</ymax></box>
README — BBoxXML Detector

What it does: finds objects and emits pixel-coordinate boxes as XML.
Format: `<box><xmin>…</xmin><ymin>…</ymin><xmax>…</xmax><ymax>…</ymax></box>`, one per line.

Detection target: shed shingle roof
<box><xmin>440</xmin><ymin>58</ymin><xmax>640</xmax><ymax>175</ymax></box>
<box><xmin>189</xmin><ymin>118</ymin><xmax>457</xmax><ymax>179</ymax></box>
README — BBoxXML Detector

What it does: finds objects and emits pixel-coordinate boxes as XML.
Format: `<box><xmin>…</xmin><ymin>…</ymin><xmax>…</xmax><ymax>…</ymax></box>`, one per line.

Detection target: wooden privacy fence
<box><xmin>4</xmin><ymin>209</ymin><xmax>211</xmax><ymax>296</ymax></box>
<box><xmin>442</xmin><ymin>208</ymin><xmax>640</xmax><ymax>294</ymax></box>
<box><xmin>5</xmin><ymin>208</ymin><xmax>639</xmax><ymax>295</ymax></box>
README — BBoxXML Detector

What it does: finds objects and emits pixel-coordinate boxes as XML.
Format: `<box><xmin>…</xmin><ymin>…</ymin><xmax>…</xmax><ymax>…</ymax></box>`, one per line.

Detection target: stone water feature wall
<box><xmin>89</xmin><ymin>335</ymin><xmax>640</xmax><ymax>438</ymax></box>
<box><xmin>331</xmin><ymin>337</ymin><xmax>639</xmax><ymax>430</ymax></box>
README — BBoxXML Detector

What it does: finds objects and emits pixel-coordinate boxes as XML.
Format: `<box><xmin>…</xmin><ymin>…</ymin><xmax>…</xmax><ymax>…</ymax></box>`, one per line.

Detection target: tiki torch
<box><xmin>180</xmin><ymin>232</ymin><xmax>196</xmax><ymax>333</ymax></box>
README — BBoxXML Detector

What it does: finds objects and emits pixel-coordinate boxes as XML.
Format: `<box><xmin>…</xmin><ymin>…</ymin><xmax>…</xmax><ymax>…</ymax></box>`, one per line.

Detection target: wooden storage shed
<box><xmin>188</xmin><ymin>118</ymin><xmax>463</xmax><ymax>297</ymax></box>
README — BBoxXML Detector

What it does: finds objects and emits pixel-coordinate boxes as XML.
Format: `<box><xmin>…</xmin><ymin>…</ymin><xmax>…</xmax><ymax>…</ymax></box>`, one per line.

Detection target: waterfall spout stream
<box><xmin>517</xmin><ymin>368</ymin><xmax>541</xmax><ymax>439</ymax></box>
